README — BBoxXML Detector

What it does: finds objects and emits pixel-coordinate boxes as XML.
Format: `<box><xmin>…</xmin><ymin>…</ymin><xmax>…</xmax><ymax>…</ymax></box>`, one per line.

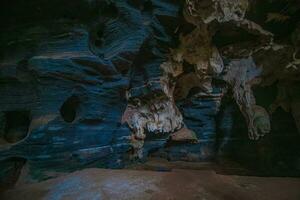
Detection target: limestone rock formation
<box><xmin>185</xmin><ymin>0</ymin><xmax>249</xmax><ymax>23</ymax></box>
<box><xmin>0</xmin><ymin>0</ymin><xmax>300</xmax><ymax>187</ymax></box>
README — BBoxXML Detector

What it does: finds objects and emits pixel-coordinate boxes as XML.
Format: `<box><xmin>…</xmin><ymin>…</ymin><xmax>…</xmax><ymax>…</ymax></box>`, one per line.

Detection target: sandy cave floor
<box><xmin>1</xmin><ymin>165</ymin><xmax>300</xmax><ymax>200</ymax></box>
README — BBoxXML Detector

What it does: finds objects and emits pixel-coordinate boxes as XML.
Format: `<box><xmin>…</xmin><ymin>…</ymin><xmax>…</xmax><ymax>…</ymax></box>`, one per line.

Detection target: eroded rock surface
<box><xmin>0</xmin><ymin>0</ymin><xmax>300</xmax><ymax>187</ymax></box>
<box><xmin>2</xmin><ymin>168</ymin><xmax>300</xmax><ymax>200</ymax></box>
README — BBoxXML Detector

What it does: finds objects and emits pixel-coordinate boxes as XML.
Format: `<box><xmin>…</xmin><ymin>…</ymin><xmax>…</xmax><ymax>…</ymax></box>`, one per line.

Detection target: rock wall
<box><xmin>0</xmin><ymin>0</ymin><xmax>299</xmax><ymax>186</ymax></box>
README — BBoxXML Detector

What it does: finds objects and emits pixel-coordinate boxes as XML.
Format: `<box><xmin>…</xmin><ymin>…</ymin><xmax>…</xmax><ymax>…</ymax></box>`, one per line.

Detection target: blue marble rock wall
<box><xmin>152</xmin><ymin>88</ymin><xmax>223</xmax><ymax>161</ymax></box>
<box><xmin>0</xmin><ymin>0</ymin><xmax>182</xmax><ymax>183</ymax></box>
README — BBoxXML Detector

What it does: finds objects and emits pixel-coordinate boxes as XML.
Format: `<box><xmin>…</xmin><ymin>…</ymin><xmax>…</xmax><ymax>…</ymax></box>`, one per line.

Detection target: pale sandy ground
<box><xmin>1</xmin><ymin>168</ymin><xmax>300</xmax><ymax>200</ymax></box>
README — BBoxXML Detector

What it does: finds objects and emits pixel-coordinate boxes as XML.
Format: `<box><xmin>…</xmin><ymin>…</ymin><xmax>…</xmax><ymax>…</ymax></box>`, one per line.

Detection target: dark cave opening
<box><xmin>253</xmin><ymin>84</ymin><xmax>278</xmax><ymax>109</ymax></box>
<box><xmin>216</xmin><ymin>95</ymin><xmax>300</xmax><ymax>177</ymax></box>
<box><xmin>95</xmin><ymin>27</ymin><xmax>105</xmax><ymax>47</ymax></box>
<box><xmin>142</xmin><ymin>0</ymin><xmax>154</xmax><ymax>13</ymax></box>
<box><xmin>212</xmin><ymin>22</ymin><xmax>260</xmax><ymax>48</ymax></box>
<box><xmin>101</xmin><ymin>2</ymin><xmax>119</xmax><ymax>19</ymax></box>
<box><xmin>0</xmin><ymin>111</ymin><xmax>31</xmax><ymax>144</ymax></box>
<box><xmin>0</xmin><ymin>157</ymin><xmax>27</xmax><ymax>192</ymax></box>
<box><xmin>246</xmin><ymin>0</ymin><xmax>300</xmax><ymax>40</ymax></box>
<box><xmin>60</xmin><ymin>95</ymin><xmax>80</xmax><ymax>123</ymax></box>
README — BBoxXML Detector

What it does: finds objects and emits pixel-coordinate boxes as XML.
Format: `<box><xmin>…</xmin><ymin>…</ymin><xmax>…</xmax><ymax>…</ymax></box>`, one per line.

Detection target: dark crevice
<box><xmin>94</xmin><ymin>25</ymin><xmax>105</xmax><ymax>48</ymax></box>
<box><xmin>213</xmin><ymin>22</ymin><xmax>260</xmax><ymax>48</ymax></box>
<box><xmin>0</xmin><ymin>157</ymin><xmax>27</xmax><ymax>192</ymax></box>
<box><xmin>246</xmin><ymin>0</ymin><xmax>300</xmax><ymax>40</ymax></box>
<box><xmin>253</xmin><ymin>83</ymin><xmax>278</xmax><ymax>109</ymax></box>
<box><xmin>142</xmin><ymin>1</ymin><xmax>154</xmax><ymax>13</ymax></box>
<box><xmin>101</xmin><ymin>2</ymin><xmax>119</xmax><ymax>19</ymax></box>
<box><xmin>60</xmin><ymin>95</ymin><xmax>80</xmax><ymax>123</ymax></box>
<box><xmin>182</xmin><ymin>61</ymin><xmax>195</xmax><ymax>73</ymax></box>
<box><xmin>0</xmin><ymin>111</ymin><xmax>31</xmax><ymax>144</ymax></box>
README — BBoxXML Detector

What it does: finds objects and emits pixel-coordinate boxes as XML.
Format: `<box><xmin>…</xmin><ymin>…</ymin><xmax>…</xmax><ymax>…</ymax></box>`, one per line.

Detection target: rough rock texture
<box><xmin>0</xmin><ymin>0</ymin><xmax>300</xmax><ymax>187</ymax></box>
<box><xmin>0</xmin><ymin>0</ymin><xmax>182</xmax><ymax>183</ymax></box>
<box><xmin>222</xmin><ymin>58</ymin><xmax>270</xmax><ymax>140</ymax></box>
<box><xmin>122</xmin><ymin>95</ymin><xmax>183</xmax><ymax>158</ymax></box>
<box><xmin>2</xmin><ymin>168</ymin><xmax>300</xmax><ymax>200</ymax></box>
<box><xmin>185</xmin><ymin>0</ymin><xmax>249</xmax><ymax>23</ymax></box>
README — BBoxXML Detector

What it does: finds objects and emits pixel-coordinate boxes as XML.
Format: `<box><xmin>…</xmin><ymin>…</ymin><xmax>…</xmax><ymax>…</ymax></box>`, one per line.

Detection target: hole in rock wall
<box><xmin>216</xmin><ymin>96</ymin><xmax>300</xmax><ymax>176</ymax></box>
<box><xmin>142</xmin><ymin>0</ymin><xmax>154</xmax><ymax>13</ymax></box>
<box><xmin>60</xmin><ymin>96</ymin><xmax>80</xmax><ymax>123</ymax></box>
<box><xmin>101</xmin><ymin>2</ymin><xmax>119</xmax><ymax>19</ymax></box>
<box><xmin>212</xmin><ymin>23</ymin><xmax>259</xmax><ymax>48</ymax></box>
<box><xmin>94</xmin><ymin>26</ymin><xmax>105</xmax><ymax>47</ymax></box>
<box><xmin>253</xmin><ymin>84</ymin><xmax>277</xmax><ymax>109</ymax></box>
<box><xmin>183</xmin><ymin>61</ymin><xmax>195</xmax><ymax>73</ymax></box>
<box><xmin>0</xmin><ymin>111</ymin><xmax>31</xmax><ymax>144</ymax></box>
<box><xmin>0</xmin><ymin>157</ymin><xmax>27</xmax><ymax>191</ymax></box>
<box><xmin>246</xmin><ymin>0</ymin><xmax>300</xmax><ymax>40</ymax></box>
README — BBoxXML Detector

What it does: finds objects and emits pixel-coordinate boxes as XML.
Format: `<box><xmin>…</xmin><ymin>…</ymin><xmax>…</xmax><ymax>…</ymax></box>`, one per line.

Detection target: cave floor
<box><xmin>1</xmin><ymin>161</ymin><xmax>300</xmax><ymax>200</ymax></box>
